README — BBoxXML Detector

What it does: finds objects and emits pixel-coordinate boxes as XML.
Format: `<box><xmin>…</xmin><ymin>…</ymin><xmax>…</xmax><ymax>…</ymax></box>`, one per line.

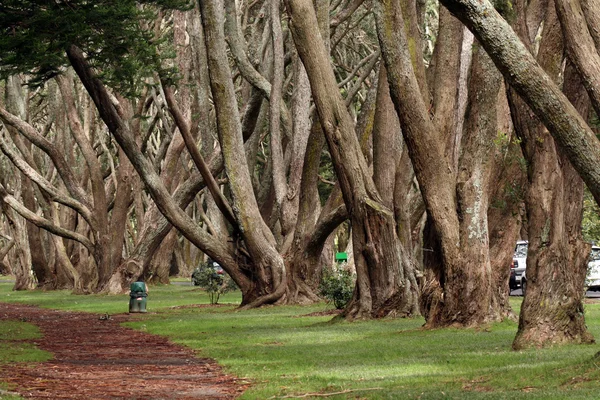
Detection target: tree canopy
<box><xmin>0</xmin><ymin>0</ymin><xmax>191</xmax><ymax>92</ymax></box>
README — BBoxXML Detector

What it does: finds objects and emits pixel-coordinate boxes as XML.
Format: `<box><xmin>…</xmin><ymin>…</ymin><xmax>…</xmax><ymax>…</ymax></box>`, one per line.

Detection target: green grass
<box><xmin>0</xmin><ymin>317</ymin><xmax>52</xmax><ymax>400</ymax></box>
<box><xmin>0</xmin><ymin>281</ymin><xmax>240</xmax><ymax>314</ymax></box>
<box><xmin>0</xmin><ymin>320</ymin><xmax>50</xmax><ymax>364</ymax></box>
<box><xmin>1</xmin><ymin>281</ymin><xmax>600</xmax><ymax>399</ymax></box>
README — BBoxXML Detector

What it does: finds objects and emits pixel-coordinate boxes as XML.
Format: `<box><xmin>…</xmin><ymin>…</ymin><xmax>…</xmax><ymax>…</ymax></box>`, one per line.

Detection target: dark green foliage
<box><xmin>493</xmin><ymin>0</ymin><xmax>515</xmax><ymax>22</ymax></box>
<box><xmin>317</xmin><ymin>149</ymin><xmax>335</xmax><ymax>205</ymax></box>
<box><xmin>319</xmin><ymin>265</ymin><xmax>354</xmax><ymax>309</ymax></box>
<box><xmin>191</xmin><ymin>262</ymin><xmax>237</xmax><ymax>304</ymax></box>
<box><xmin>0</xmin><ymin>0</ymin><xmax>192</xmax><ymax>94</ymax></box>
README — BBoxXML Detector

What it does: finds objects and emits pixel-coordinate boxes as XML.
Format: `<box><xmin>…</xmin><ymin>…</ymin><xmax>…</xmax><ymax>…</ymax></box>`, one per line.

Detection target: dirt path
<box><xmin>0</xmin><ymin>303</ymin><xmax>247</xmax><ymax>399</ymax></box>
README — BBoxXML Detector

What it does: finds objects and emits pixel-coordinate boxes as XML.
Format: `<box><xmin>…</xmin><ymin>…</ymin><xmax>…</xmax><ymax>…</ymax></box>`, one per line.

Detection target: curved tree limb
<box><xmin>330</xmin><ymin>0</ymin><xmax>365</xmax><ymax>29</ymax></box>
<box><xmin>0</xmin><ymin>183</ymin><xmax>94</xmax><ymax>251</ymax></box>
<box><xmin>0</xmin><ymin>130</ymin><xmax>94</xmax><ymax>225</ymax></box>
<box><xmin>344</xmin><ymin>50</ymin><xmax>380</xmax><ymax>107</ymax></box>
<box><xmin>161</xmin><ymin>81</ymin><xmax>237</xmax><ymax>227</ymax></box>
<box><xmin>440</xmin><ymin>0</ymin><xmax>600</xmax><ymax>207</ymax></box>
<box><xmin>224</xmin><ymin>0</ymin><xmax>272</xmax><ymax>98</ymax></box>
<box><xmin>223</xmin><ymin>0</ymin><xmax>292</xmax><ymax>137</ymax></box>
<box><xmin>0</xmin><ymin>106</ymin><xmax>91</xmax><ymax>209</ymax></box>
<box><xmin>66</xmin><ymin>44</ymin><xmax>252</xmax><ymax>290</ymax></box>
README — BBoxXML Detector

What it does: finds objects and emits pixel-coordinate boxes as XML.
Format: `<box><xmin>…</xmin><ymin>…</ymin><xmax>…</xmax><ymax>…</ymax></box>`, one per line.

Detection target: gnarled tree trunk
<box><xmin>511</xmin><ymin>1</ymin><xmax>594</xmax><ymax>348</ymax></box>
<box><xmin>286</xmin><ymin>0</ymin><xmax>419</xmax><ymax>319</ymax></box>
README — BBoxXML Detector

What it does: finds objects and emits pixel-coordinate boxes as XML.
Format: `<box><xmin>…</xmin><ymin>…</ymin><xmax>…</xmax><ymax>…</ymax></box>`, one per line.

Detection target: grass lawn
<box><xmin>0</xmin><ymin>314</ymin><xmax>51</xmax><ymax>399</ymax></box>
<box><xmin>1</xmin><ymin>280</ymin><xmax>600</xmax><ymax>399</ymax></box>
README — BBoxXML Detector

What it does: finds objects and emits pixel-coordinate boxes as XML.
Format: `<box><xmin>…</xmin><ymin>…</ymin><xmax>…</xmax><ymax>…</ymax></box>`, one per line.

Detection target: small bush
<box><xmin>191</xmin><ymin>262</ymin><xmax>237</xmax><ymax>304</ymax></box>
<box><xmin>319</xmin><ymin>265</ymin><xmax>354</xmax><ymax>309</ymax></box>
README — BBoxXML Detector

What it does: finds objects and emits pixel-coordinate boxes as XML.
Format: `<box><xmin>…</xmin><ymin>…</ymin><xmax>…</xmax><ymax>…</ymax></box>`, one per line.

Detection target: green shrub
<box><xmin>319</xmin><ymin>265</ymin><xmax>354</xmax><ymax>309</ymax></box>
<box><xmin>191</xmin><ymin>261</ymin><xmax>237</xmax><ymax>304</ymax></box>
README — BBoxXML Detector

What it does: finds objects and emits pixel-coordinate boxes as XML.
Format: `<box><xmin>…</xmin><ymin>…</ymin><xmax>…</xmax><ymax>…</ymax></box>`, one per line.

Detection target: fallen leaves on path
<box><xmin>0</xmin><ymin>303</ymin><xmax>248</xmax><ymax>399</ymax></box>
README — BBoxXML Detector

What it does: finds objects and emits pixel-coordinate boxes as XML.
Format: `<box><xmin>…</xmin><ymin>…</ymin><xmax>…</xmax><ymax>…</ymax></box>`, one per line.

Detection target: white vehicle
<box><xmin>509</xmin><ymin>240</ymin><xmax>528</xmax><ymax>291</ymax></box>
<box><xmin>586</xmin><ymin>246</ymin><xmax>600</xmax><ymax>291</ymax></box>
<box><xmin>520</xmin><ymin>245</ymin><xmax>600</xmax><ymax>295</ymax></box>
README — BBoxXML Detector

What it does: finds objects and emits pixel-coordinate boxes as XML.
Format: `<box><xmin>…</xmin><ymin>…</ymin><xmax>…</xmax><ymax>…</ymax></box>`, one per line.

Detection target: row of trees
<box><xmin>1</xmin><ymin>0</ymin><xmax>600</xmax><ymax>349</ymax></box>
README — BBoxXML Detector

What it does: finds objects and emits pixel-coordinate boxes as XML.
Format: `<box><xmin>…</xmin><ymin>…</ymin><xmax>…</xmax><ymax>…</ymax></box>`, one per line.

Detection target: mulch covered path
<box><xmin>0</xmin><ymin>303</ymin><xmax>248</xmax><ymax>399</ymax></box>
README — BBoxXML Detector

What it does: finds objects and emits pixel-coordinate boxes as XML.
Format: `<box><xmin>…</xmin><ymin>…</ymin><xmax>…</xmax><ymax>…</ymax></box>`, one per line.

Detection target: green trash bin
<box><xmin>129</xmin><ymin>281</ymin><xmax>148</xmax><ymax>313</ymax></box>
<box><xmin>335</xmin><ymin>252</ymin><xmax>348</xmax><ymax>263</ymax></box>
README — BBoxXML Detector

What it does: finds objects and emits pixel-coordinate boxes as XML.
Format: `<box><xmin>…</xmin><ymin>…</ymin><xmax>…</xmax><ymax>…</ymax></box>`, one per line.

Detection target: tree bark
<box><xmin>487</xmin><ymin>139</ymin><xmax>525</xmax><ymax>320</ymax></box>
<box><xmin>373</xmin><ymin>66</ymin><xmax>420</xmax><ymax>316</ymax></box>
<box><xmin>375</xmin><ymin>0</ymin><xmax>516</xmax><ymax>326</ymax></box>
<box><xmin>511</xmin><ymin>2</ymin><xmax>594</xmax><ymax>348</ymax></box>
<box><xmin>440</xmin><ymin>0</ymin><xmax>600</xmax><ymax>209</ymax></box>
<box><xmin>445</xmin><ymin>42</ymin><xmax>504</xmax><ymax>325</ymax></box>
<box><xmin>286</xmin><ymin>0</ymin><xmax>416</xmax><ymax>319</ymax></box>
<box><xmin>199</xmin><ymin>0</ymin><xmax>287</xmax><ymax>308</ymax></box>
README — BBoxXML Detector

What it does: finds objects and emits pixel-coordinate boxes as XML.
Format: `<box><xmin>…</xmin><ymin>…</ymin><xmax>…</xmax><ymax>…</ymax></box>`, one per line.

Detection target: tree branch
<box><xmin>330</xmin><ymin>0</ymin><xmax>366</xmax><ymax>29</ymax></box>
<box><xmin>440</xmin><ymin>0</ymin><xmax>600</xmax><ymax>207</ymax></box>
<box><xmin>0</xmin><ymin>106</ymin><xmax>91</xmax><ymax>208</ymax></box>
<box><xmin>161</xmin><ymin>81</ymin><xmax>237</xmax><ymax>227</ymax></box>
<box><xmin>0</xmin><ymin>130</ymin><xmax>95</xmax><ymax>225</ymax></box>
<box><xmin>0</xmin><ymin>182</ymin><xmax>94</xmax><ymax>251</ymax></box>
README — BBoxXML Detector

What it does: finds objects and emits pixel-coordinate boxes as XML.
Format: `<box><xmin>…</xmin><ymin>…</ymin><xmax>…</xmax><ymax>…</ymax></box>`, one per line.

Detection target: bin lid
<box><xmin>335</xmin><ymin>252</ymin><xmax>348</xmax><ymax>261</ymax></box>
<box><xmin>130</xmin><ymin>281</ymin><xmax>146</xmax><ymax>292</ymax></box>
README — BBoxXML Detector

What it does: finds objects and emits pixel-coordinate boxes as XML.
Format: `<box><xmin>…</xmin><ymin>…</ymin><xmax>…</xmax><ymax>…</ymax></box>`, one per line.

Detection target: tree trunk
<box><xmin>442</xmin><ymin>42</ymin><xmax>505</xmax><ymax>325</ymax></box>
<box><xmin>3</xmin><ymin>77</ymin><xmax>35</xmax><ymax>290</ymax></box>
<box><xmin>440</xmin><ymin>0</ymin><xmax>600</xmax><ymax>209</ymax></box>
<box><xmin>511</xmin><ymin>3</ymin><xmax>594</xmax><ymax>348</ymax></box>
<box><xmin>199</xmin><ymin>0</ymin><xmax>287</xmax><ymax>308</ymax></box>
<box><xmin>1</xmin><ymin>201</ymin><xmax>35</xmax><ymax>290</ymax></box>
<box><xmin>4</xmin><ymin>76</ymin><xmax>52</xmax><ymax>288</ymax></box>
<box><xmin>283</xmin><ymin>0</ymin><xmax>336</xmax><ymax>305</ymax></box>
<box><xmin>373</xmin><ymin>66</ymin><xmax>420</xmax><ymax>316</ymax></box>
<box><xmin>284</xmin><ymin>121</ymin><xmax>329</xmax><ymax>304</ymax></box>
<box><xmin>146</xmin><ymin>230</ymin><xmax>177</xmax><ymax>284</ymax></box>
<box><xmin>22</xmin><ymin>180</ymin><xmax>52</xmax><ymax>288</ymax></box>
<box><xmin>57</xmin><ymin>75</ymin><xmax>114</xmax><ymax>289</ymax></box>
<box><xmin>375</xmin><ymin>0</ymin><xmax>519</xmax><ymax>326</ymax></box>
<box><xmin>286</xmin><ymin>0</ymin><xmax>416</xmax><ymax>319</ymax></box>
<box><xmin>487</xmin><ymin>140</ymin><xmax>525</xmax><ymax>320</ymax></box>
<box><xmin>0</xmin><ymin>238</ymin><xmax>14</xmax><ymax>275</ymax></box>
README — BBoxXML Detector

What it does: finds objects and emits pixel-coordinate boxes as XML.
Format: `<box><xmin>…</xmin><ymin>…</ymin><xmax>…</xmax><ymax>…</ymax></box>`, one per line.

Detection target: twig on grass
<box><xmin>0</xmin><ymin>388</ymin><xmax>20</xmax><ymax>396</ymax></box>
<box><xmin>270</xmin><ymin>387</ymin><xmax>383</xmax><ymax>398</ymax></box>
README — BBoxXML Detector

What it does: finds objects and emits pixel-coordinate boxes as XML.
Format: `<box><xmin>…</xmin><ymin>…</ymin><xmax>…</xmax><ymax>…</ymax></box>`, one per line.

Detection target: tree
<box><xmin>372</xmin><ymin>0</ymin><xmax>523</xmax><ymax>327</ymax></box>
<box><xmin>0</xmin><ymin>0</ymin><xmax>508</xmax><ymax>322</ymax></box>
<box><xmin>285</xmin><ymin>0</ymin><xmax>421</xmax><ymax>319</ymax></box>
<box><xmin>508</xmin><ymin>0</ymin><xmax>594</xmax><ymax>348</ymax></box>
<box><xmin>6</xmin><ymin>0</ymin><xmax>588</xmax><ymax>340</ymax></box>
<box><xmin>30</xmin><ymin>0</ymin><xmax>347</xmax><ymax>307</ymax></box>
<box><xmin>0</xmin><ymin>72</ymin><xmax>137</xmax><ymax>292</ymax></box>
<box><xmin>440</xmin><ymin>0</ymin><xmax>600</xmax><ymax>206</ymax></box>
<box><xmin>439</xmin><ymin>0</ymin><xmax>600</xmax><ymax>346</ymax></box>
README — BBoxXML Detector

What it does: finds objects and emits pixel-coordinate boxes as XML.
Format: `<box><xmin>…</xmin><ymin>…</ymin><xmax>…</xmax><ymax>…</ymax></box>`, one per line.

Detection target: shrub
<box><xmin>191</xmin><ymin>261</ymin><xmax>237</xmax><ymax>304</ymax></box>
<box><xmin>319</xmin><ymin>265</ymin><xmax>355</xmax><ymax>309</ymax></box>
